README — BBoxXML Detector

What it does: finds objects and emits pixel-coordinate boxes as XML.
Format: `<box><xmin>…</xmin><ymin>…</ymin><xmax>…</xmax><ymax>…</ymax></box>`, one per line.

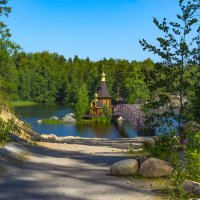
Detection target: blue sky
<box><xmin>7</xmin><ymin>0</ymin><xmax>180</xmax><ymax>61</ymax></box>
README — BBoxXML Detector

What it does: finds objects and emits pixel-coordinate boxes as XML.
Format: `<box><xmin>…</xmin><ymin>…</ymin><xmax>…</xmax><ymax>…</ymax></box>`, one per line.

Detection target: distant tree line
<box><xmin>2</xmin><ymin>49</ymin><xmax>200</xmax><ymax>123</ymax></box>
<box><xmin>2</xmin><ymin>51</ymin><xmax>154</xmax><ymax>104</ymax></box>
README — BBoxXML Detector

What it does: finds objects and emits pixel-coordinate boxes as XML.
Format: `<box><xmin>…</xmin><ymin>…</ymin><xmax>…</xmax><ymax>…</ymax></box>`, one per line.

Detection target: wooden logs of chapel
<box><xmin>89</xmin><ymin>71</ymin><xmax>113</xmax><ymax>116</ymax></box>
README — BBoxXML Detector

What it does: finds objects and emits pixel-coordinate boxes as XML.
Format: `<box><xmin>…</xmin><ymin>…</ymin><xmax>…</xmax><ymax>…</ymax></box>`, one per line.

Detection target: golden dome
<box><xmin>101</xmin><ymin>71</ymin><xmax>106</xmax><ymax>81</ymax></box>
<box><xmin>94</xmin><ymin>92</ymin><xmax>98</xmax><ymax>98</ymax></box>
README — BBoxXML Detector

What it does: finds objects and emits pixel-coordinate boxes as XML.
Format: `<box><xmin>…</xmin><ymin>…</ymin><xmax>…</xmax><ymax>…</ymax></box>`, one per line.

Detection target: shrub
<box><xmin>142</xmin><ymin>132</ymin><xmax>179</xmax><ymax>165</ymax></box>
<box><xmin>180</xmin><ymin>131</ymin><xmax>200</xmax><ymax>182</ymax></box>
<box><xmin>170</xmin><ymin>131</ymin><xmax>200</xmax><ymax>199</ymax></box>
<box><xmin>142</xmin><ymin>130</ymin><xmax>200</xmax><ymax>199</ymax></box>
<box><xmin>0</xmin><ymin>118</ymin><xmax>20</xmax><ymax>143</ymax></box>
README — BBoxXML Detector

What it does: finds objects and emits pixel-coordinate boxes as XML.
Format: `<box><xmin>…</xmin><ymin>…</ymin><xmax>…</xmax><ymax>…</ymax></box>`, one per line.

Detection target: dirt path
<box><xmin>0</xmin><ymin>138</ymin><xmax>164</xmax><ymax>200</ymax></box>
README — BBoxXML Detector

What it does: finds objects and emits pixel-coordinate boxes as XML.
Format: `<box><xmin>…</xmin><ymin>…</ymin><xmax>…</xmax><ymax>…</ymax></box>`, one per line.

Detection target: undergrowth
<box><xmin>141</xmin><ymin>130</ymin><xmax>200</xmax><ymax>200</ymax></box>
<box><xmin>0</xmin><ymin>118</ymin><xmax>21</xmax><ymax>144</ymax></box>
<box><xmin>41</xmin><ymin>119</ymin><xmax>65</xmax><ymax>125</ymax></box>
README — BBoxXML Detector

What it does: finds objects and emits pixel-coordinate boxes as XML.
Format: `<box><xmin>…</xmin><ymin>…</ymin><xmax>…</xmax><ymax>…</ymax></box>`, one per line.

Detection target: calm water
<box><xmin>15</xmin><ymin>104</ymin><xmax>138</xmax><ymax>138</ymax></box>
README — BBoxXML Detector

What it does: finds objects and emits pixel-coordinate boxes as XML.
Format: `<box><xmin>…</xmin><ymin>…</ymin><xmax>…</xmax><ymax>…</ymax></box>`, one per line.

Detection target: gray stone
<box><xmin>110</xmin><ymin>159</ymin><xmax>138</xmax><ymax>176</ymax></box>
<box><xmin>48</xmin><ymin>134</ymin><xmax>57</xmax><ymax>140</ymax></box>
<box><xmin>139</xmin><ymin>158</ymin><xmax>172</xmax><ymax>178</ymax></box>
<box><xmin>117</xmin><ymin>116</ymin><xmax>125</xmax><ymax>121</ymax></box>
<box><xmin>63</xmin><ymin>113</ymin><xmax>74</xmax><ymax>117</ymax></box>
<box><xmin>50</xmin><ymin>116</ymin><xmax>59</xmax><ymax>121</ymax></box>
<box><xmin>63</xmin><ymin>113</ymin><xmax>77</xmax><ymax>123</ymax></box>
<box><xmin>68</xmin><ymin>113</ymin><xmax>74</xmax><ymax>117</ymax></box>
<box><xmin>41</xmin><ymin>134</ymin><xmax>57</xmax><ymax>140</ymax></box>
<box><xmin>181</xmin><ymin>180</ymin><xmax>200</xmax><ymax>195</ymax></box>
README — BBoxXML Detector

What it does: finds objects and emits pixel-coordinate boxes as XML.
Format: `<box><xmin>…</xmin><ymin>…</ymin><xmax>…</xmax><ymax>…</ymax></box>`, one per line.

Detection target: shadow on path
<box><xmin>0</xmin><ymin>142</ymin><xmax>159</xmax><ymax>200</ymax></box>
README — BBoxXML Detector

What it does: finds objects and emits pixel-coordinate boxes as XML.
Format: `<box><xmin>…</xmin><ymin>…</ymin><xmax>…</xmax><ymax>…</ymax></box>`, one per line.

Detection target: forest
<box><xmin>2</xmin><ymin>51</ymin><xmax>154</xmax><ymax>104</ymax></box>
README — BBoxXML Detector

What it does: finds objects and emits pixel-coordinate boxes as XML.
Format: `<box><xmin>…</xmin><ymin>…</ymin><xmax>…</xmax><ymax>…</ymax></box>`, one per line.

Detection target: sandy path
<box><xmin>0</xmin><ymin>139</ymin><xmax>163</xmax><ymax>200</ymax></box>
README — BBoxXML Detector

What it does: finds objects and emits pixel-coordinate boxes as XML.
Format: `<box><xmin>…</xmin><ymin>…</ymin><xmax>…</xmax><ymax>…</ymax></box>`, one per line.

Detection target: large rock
<box><xmin>41</xmin><ymin>134</ymin><xmax>57</xmax><ymax>140</ymax></box>
<box><xmin>181</xmin><ymin>180</ymin><xmax>200</xmax><ymax>195</ymax></box>
<box><xmin>68</xmin><ymin>113</ymin><xmax>75</xmax><ymax>117</ymax></box>
<box><xmin>110</xmin><ymin>159</ymin><xmax>138</xmax><ymax>176</ymax></box>
<box><xmin>139</xmin><ymin>158</ymin><xmax>172</xmax><ymax>178</ymax></box>
<box><xmin>62</xmin><ymin>113</ymin><xmax>77</xmax><ymax>123</ymax></box>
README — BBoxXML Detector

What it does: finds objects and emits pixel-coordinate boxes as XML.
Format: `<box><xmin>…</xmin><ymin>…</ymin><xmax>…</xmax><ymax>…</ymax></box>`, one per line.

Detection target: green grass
<box><xmin>11</xmin><ymin>101</ymin><xmax>38</xmax><ymax>107</ymax></box>
<box><xmin>41</xmin><ymin>119</ymin><xmax>65</xmax><ymax>125</ymax></box>
<box><xmin>78</xmin><ymin>116</ymin><xmax>111</xmax><ymax>124</ymax></box>
<box><xmin>127</xmin><ymin>149</ymin><xmax>150</xmax><ymax>157</ymax></box>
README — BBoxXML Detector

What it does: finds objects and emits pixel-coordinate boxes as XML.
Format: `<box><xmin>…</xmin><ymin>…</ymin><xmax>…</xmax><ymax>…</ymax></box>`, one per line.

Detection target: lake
<box><xmin>15</xmin><ymin>104</ymin><xmax>138</xmax><ymax>138</ymax></box>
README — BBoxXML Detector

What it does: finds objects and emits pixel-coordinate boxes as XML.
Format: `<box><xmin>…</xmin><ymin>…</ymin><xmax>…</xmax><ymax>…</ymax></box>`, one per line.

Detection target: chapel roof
<box><xmin>97</xmin><ymin>71</ymin><xmax>111</xmax><ymax>98</ymax></box>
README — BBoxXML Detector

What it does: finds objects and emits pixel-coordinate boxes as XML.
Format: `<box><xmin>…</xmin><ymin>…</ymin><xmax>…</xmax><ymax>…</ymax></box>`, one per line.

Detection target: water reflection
<box><xmin>114</xmin><ymin>121</ymin><xmax>129</xmax><ymax>138</ymax></box>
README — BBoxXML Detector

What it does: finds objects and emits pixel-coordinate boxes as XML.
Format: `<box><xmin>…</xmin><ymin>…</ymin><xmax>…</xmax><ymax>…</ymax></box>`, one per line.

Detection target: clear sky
<box><xmin>7</xmin><ymin>0</ymin><xmax>180</xmax><ymax>61</ymax></box>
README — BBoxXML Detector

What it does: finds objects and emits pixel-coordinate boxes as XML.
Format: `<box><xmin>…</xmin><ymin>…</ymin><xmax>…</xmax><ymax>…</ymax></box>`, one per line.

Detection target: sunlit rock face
<box><xmin>110</xmin><ymin>159</ymin><xmax>138</xmax><ymax>176</ymax></box>
<box><xmin>139</xmin><ymin>158</ymin><xmax>172</xmax><ymax>178</ymax></box>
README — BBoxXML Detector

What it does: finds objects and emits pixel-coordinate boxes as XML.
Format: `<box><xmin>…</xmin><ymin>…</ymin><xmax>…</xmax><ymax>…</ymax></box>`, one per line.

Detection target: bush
<box><xmin>142</xmin><ymin>132</ymin><xmax>179</xmax><ymax>165</ymax></box>
<box><xmin>0</xmin><ymin>118</ymin><xmax>20</xmax><ymax>143</ymax></box>
<box><xmin>169</xmin><ymin>131</ymin><xmax>200</xmax><ymax>199</ymax></box>
<box><xmin>94</xmin><ymin>116</ymin><xmax>111</xmax><ymax>123</ymax></box>
<box><xmin>179</xmin><ymin>131</ymin><xmax>200</xmax><ymax>182</ymax></box>
<box><xmin>142</xmin><ymin>130</ymin><xmax>200</xmax><ymax>199</ymax></box>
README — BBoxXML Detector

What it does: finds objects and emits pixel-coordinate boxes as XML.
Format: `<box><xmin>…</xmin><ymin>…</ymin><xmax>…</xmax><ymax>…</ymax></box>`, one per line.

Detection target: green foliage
<box><xmin>140</xmin><ymin>0</ymin><xmax>200</xmax><ymax>131</ymax></box>
<box><xmin>23</xmin><ymin>121</ymin><xmax>31</xmax><ymax>128</ymax></box>
<box><xmin>94</xmin><ymin>106</ymin><xmax>113</xmax><ymax>124</ymax></box>
<box><xmin>125</xmin><ymin>71</ymin><xmax>149</xmax><ymax>104</ymax></box>
<box><xmin>41</xmin><ymin>119</ymin><xmax>65</xmax><ymax>125</ymax></box>
<box><xmin>184</xmin><ymin>68</ymin><xmax>200</xmax><ymax>123</ymax></box>
<box><xmin>142</xmin><ymin>123</ymin><xmax>200</xmax><ymax>199</ymax></box>
<box><xmin>93</xmin><ymin>116</ymin><xmax>111</xmax><ymax>123</ymax></box>
<box><xmin>182</xmin><ymin>131</ymin><xmax>200</xmax><ymax>182</ymax></box>
<box><xmin>169</xmin><ymin>131</ymin><xmax>200</xmax><ymax>199</ymax></box>
<box><xmin>0</xmin><ymin>118</ymin><xmax>20</xmax><ymax>143</ymax></box>
<box><xmin>0</xmin><ymin>0</ymin><xmax>20</xmax><ymax>100</ymax></box>
<box><xmin>12</xmin><ymin>52</ymin><xmax>154</xmax><ymax>104</ymax></box>
<box><xmin>0</xmin><ymin>1</ymin><xmax>11</xmax><ymax>17</ymax></box>
<box><xmin>0</xmin><ymin>91</ymin><xmax>10</xmax><ymax>109</ymax></box>
<box><xmin>128</xmin><ymin>142</ymin><xmax>134</xmax><ymax>154</ymax></box>
<box><xmin>0</xmin><ymin>42</ymin><xmax>19</xmax><ymax>100</ymax></box>
<box><xmin>102</xmin><ymin>106</ymin><xmax>110</xmax><ymax>116</ymax></box>
<box><xmin>11</xmin><ymin>101</ymin><xmax>38</xmax><ymax>107</ymax></box>
<box><xmin>141</xmin><ymin>131</ymin><xmax>199</xmax><ymax>198</ymax></box>
<box><xmin>142</xmin><ymin>132</ymin><xmax>179</xmax><ymax>165</ymax></box>
<box><xmin>75</xmin><ymin>84</ymin><xmax>89</xmax><ymax>121</ymax></box>
<box><xmin>78</xmin><ymin>116</ymin><xmax>111</xmax><ymax>124</ymax></box>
